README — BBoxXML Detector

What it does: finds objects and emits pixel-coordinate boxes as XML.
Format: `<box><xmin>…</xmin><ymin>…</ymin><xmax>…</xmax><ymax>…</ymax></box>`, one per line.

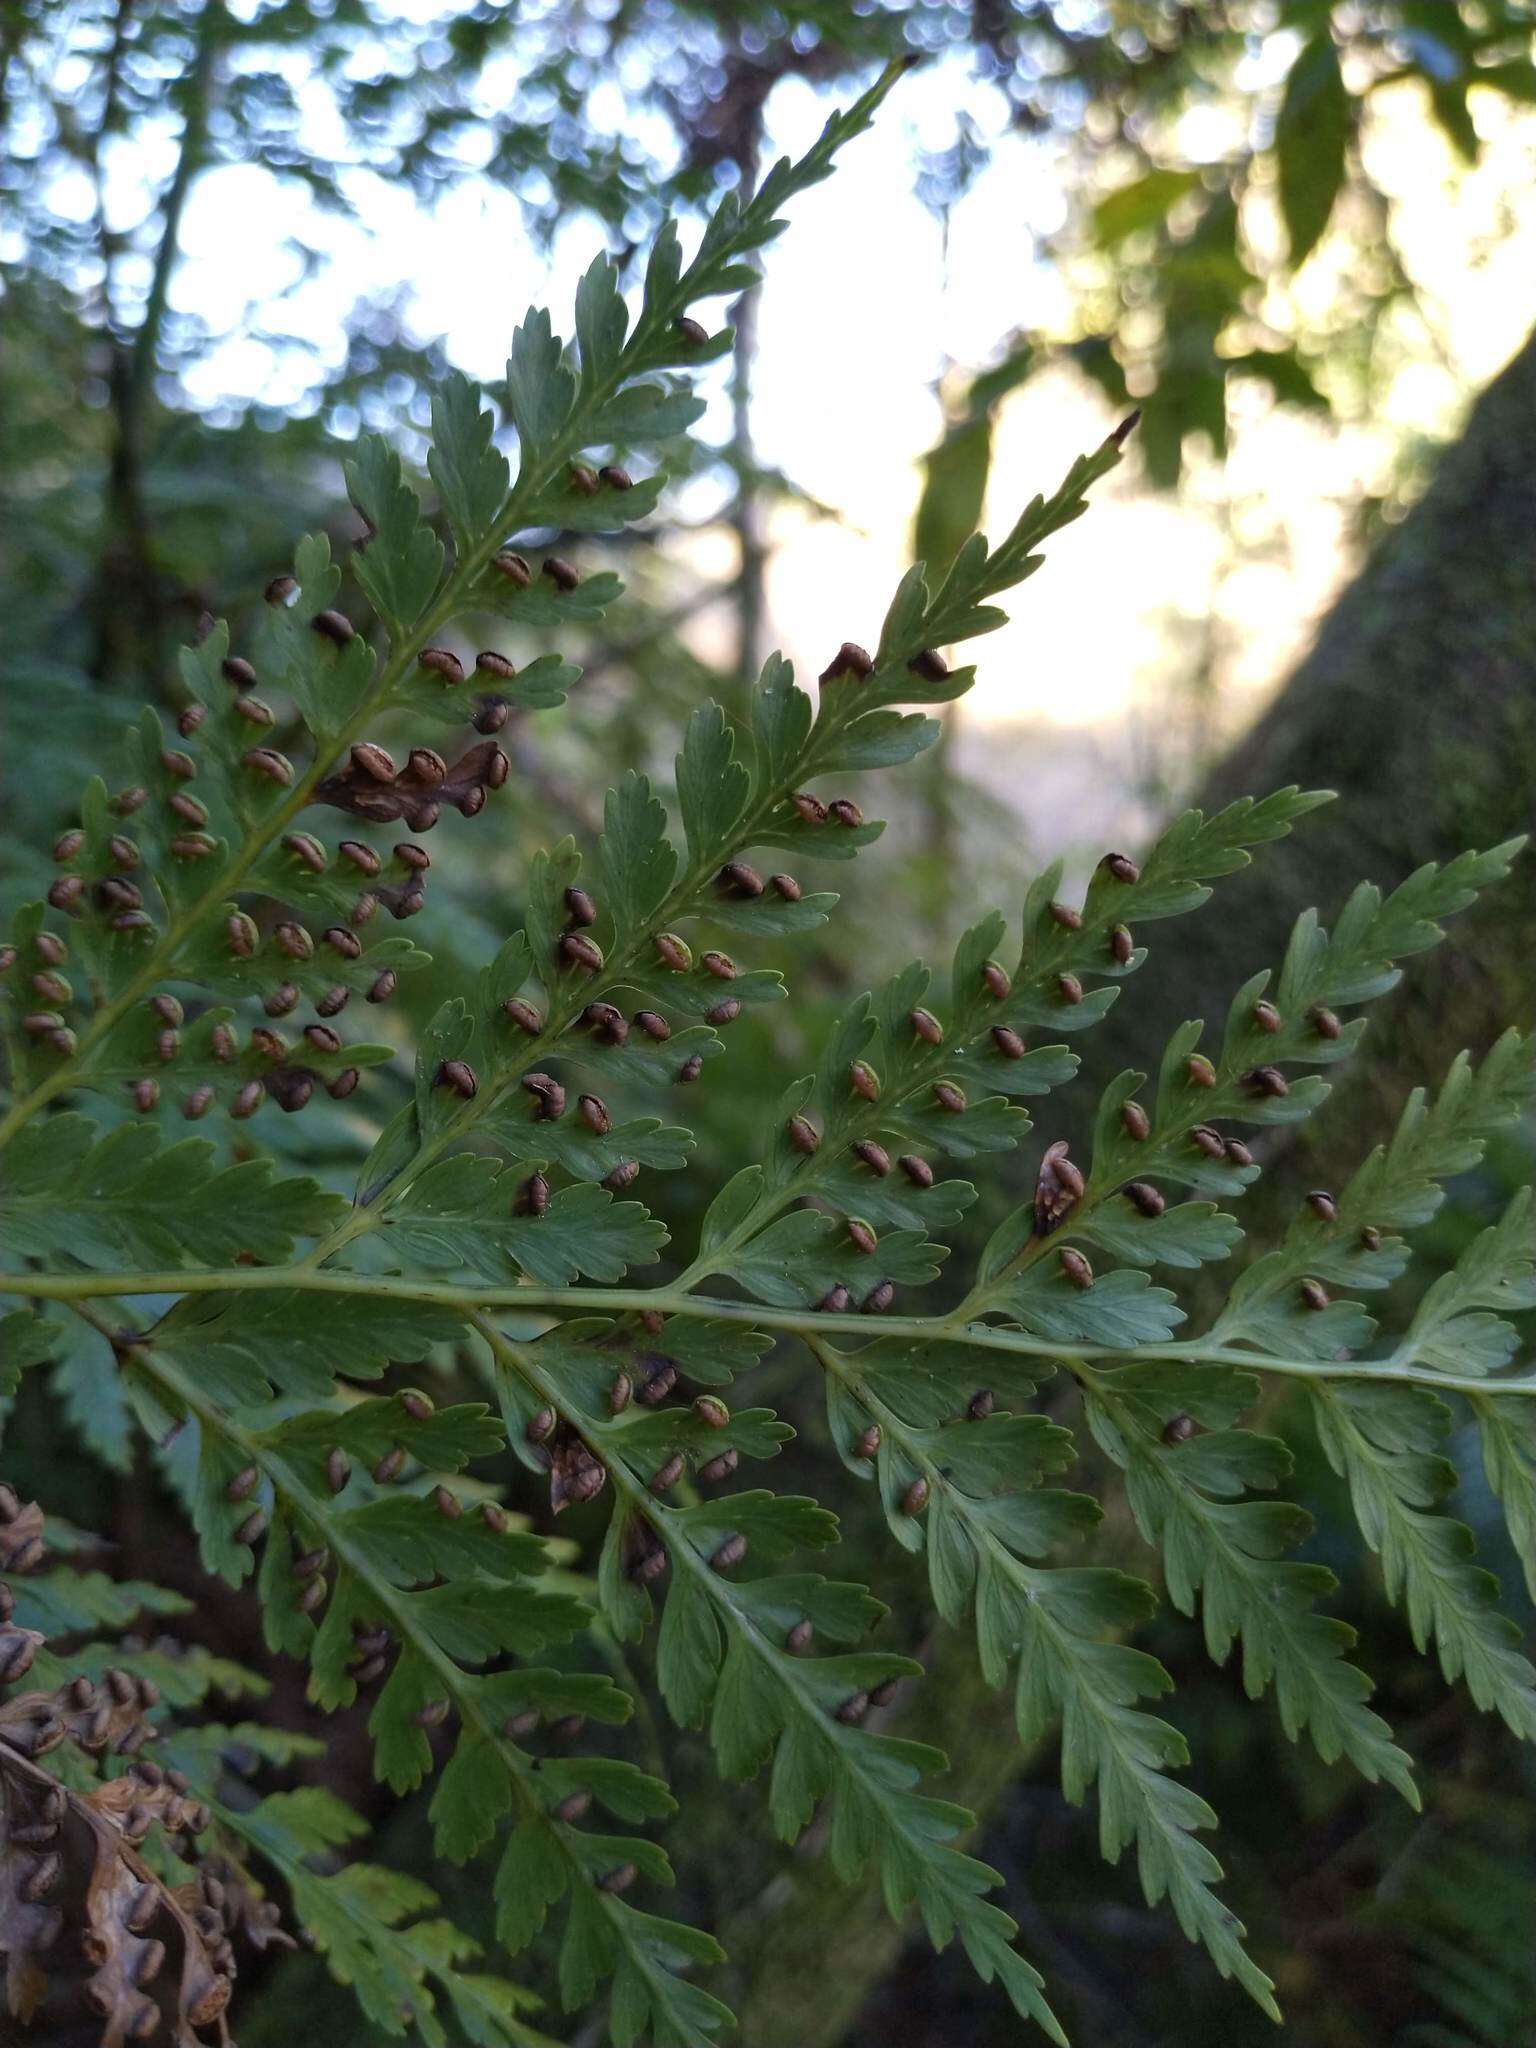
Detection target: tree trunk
<box><xmin>728</xmin><ymin>324</ymin><xmax>1536</xmax><ymax>2046</ymax></box>
<box><xmin>1115</xmin><ymin>322</ymin><xmax>1536</xmax><ymax>1079</ymax></box>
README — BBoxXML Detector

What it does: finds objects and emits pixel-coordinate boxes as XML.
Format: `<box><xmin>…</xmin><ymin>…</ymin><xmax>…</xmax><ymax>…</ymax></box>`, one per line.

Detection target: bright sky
<box><xmin>92</xmin><ymin>46</ymin><xmax>1536</xmax><ymax>776</ymax></box>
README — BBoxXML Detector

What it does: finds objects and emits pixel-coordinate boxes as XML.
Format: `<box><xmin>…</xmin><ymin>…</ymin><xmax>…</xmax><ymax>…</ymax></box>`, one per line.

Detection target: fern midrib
<box><xmin>10</xmin><ymin>1265</ymin><xmax>1532</xmax><ymax>1398</ymax></box>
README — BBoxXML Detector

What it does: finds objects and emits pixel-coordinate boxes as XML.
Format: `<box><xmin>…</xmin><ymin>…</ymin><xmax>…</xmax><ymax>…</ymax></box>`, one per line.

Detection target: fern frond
<box><xmin>806</xmin><ymin>1329</ymin><xmax>1279</xmax><ymax>2015</ymax></box>
<box><xmin>0</xmin><ymin>59</ymin><xmax>910</xmax><ymax>1156</ymax></box>
<box><xmin>87</xmin><ymin>1305</ymin><xmax>736</xmax><ymax>2048</ymax></box>
<box><xmin>1081</xmin><ymin>1362</ymin><xmax>1418</xmax><ymax>1796</ymax></box>
<box><xmin>483</xmin><ymin>1318</ymin><xmax>1071</xmax><ymax>2045</ymax></box>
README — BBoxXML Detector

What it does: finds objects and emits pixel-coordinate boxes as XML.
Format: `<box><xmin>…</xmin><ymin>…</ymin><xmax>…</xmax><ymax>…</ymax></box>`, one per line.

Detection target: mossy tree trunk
<box><xmin>728</xmin><ymin>327</ymin><xmax>1536</xmax><ymax>2047</ymax></box>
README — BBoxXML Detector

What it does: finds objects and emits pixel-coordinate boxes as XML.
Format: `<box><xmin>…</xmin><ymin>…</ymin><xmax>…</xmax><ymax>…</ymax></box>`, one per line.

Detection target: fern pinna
<box><xmin>1</xmin><ymin>57</ymin><xmax>1532</xmax><ymax>2048</ymax></box>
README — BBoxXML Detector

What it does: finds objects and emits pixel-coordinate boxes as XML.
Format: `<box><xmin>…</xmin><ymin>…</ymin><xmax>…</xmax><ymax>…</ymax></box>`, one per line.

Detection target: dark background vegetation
<box><xmin>2</xmin><ymin>4</ymin><xmax>1533</xmax><ymax>2044</ymax></box>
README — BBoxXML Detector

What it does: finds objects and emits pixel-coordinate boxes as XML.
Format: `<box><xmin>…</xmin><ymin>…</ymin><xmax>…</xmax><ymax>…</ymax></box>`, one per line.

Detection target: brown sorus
<box><xmin>528</xmin><ymin>1073</ymin><xmax>569</xmax><ymax>1122</ymax></box>
<box><xmin>1059</xmin><ymin>1247</ymin><xmax>1094</xmax><ymax>1290</ymax></box>
<box><xmin>819</xmin><ymin>641</ymin><xmax>873</xmax><ymax>683</ymax></box>
<box><xmin>350</xmin><ymin>741</ymin><xmax>396</xmax><ymax>781</ymax></box>
<box><xmin>1247</xmin><ymin>1065</ymin><xmax>1290</xmax><ymax>1098</ymax></box>
<box><xmin>719</xmin><ymin>860</ymin><xmax>764</xmax><ymax>897</ymax></box>
<box><xmin>650</xmin><ymin>1454</ymin><xmax>685</xmax><ymax>1495</ymax></box>
<box><xmin>340</xmin><ymin>839</ymin><xmax>382</xmax><ymax>875</ymax></box>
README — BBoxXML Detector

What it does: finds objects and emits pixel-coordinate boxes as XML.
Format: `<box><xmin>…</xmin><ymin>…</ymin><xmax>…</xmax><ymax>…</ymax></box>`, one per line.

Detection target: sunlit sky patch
<box><xmin>41</xmin><ymin>31</ymin><xmax>1536</xmax><ymax>752</ymax></box>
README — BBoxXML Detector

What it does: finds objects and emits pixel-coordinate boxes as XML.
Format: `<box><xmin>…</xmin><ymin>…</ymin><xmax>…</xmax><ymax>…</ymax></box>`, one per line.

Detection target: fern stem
<box><xmin>10</xmin><ymin>1268</ymin><xmax>1529</xmax><ymax>1397</ymax></box>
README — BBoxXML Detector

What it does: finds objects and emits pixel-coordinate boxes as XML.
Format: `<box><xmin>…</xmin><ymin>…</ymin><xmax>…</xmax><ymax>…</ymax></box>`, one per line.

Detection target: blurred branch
<box><xmin>91</xmin><ymin>0</ymin><xmax>222</xmax><ymax>688</ymax></box>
